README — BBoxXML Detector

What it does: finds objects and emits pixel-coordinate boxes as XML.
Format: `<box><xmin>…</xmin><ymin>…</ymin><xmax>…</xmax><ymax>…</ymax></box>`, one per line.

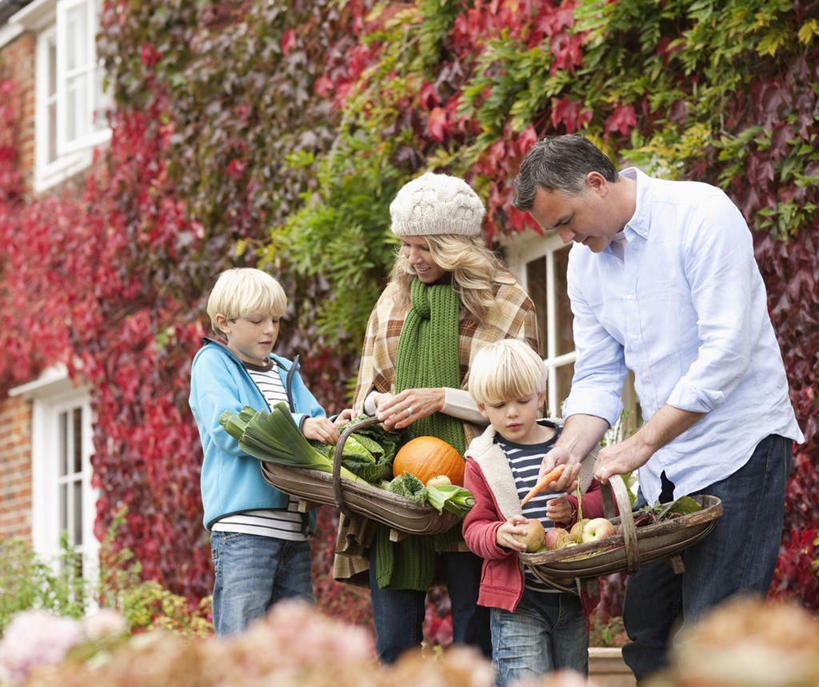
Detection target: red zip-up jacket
<box><xmin>462</xmin><ymin>422</ymin><xmax>605</xmax><ymax>612</ymax></box>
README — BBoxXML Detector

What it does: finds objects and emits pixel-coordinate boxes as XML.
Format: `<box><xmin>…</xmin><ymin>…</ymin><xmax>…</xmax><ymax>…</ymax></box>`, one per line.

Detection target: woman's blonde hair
<box><xmin>206</xmin><ymin>268</ymin><xmax>287</xmax><ymax>335</ymax></box>
<box><xmin>468</xmin><ymin>339</ymin><xmax>547</xmax><ymax>406</ymax></box>
<box><xmin>389</xmin><ymin>234</ymin><xmax>515</xmax><ymax>320</ymax></box>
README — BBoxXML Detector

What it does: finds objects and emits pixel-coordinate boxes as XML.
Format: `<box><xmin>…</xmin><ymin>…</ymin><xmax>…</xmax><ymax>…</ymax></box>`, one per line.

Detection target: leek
<box><xmin>219</xmin><ymin>403</ymin><xmax>366</xmax><ymax>483</ymax></box>
<box><xmin>426</xmin><ymin>484</ymin><xmax>475</xmax><ymax>517</ymax></box>
<box><xmin>387</xmin><ymin>473</ymin><xmax>475</xmax><ymax>517</ymax></box>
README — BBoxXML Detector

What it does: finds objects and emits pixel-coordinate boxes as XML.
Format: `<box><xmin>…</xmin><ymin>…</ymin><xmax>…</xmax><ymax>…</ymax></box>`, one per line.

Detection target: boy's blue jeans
<box><xmin>210</xmin><ymin>531</ymin><xmax>314</xmax><ymax>636</ymax></box>
<box><xmin>367</xmin><ymin>548</ymin><xmax>492</xmax><ymax>663</ymax></box>
<box><xmin>490</xmin><ymin>588</ymin><xmax>587</xmax><ymax>687</ymax></box>
<box><xmin>622</xmin><ymin>433</ymin><xmax>792</xmax><ymax>683</ymax></box>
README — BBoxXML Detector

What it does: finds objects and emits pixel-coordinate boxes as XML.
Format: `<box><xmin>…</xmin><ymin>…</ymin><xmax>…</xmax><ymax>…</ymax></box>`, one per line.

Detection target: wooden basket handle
<box><xmin>332</xmin><ymin>415</ymin><xmax>381</xmax><ymax>518</ymax></box>
<box><xmin>600</xmin><ymin>473</ymin><xmax>640</xmax><ymax>572</ymax></box>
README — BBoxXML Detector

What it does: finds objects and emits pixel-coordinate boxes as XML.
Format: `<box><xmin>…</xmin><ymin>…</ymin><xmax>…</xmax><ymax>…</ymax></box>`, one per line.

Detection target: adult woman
<box><xmin>340</xmin><ymin>172</ymin><xmax>539</xmax><ymax>663</ymax></box>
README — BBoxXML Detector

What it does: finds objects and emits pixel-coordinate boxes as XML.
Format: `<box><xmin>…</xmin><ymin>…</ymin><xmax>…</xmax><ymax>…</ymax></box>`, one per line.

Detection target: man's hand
<box><xmin>592</xmin><ymin>405</ymin><xmax>704</xmax><ymax>483</ymax></box>
<box><xmin>496</xmin><ymin>515</ymin><xmax>531</xmax><ymax>552</ymax></box>
<box><xmin>538</xmin><ymin>446</ymin><xmax>582</xmax><ymax>493</ymax></box>
<box><xmin>302</xmin><ymin>417</ymin><xmax>341</xmax><ymax>444</ymax></box>
<box><xmin>540</xmin><ymin>414</ymin><xmax>610</xmax><ymax>491</ymax></box>
<box><xmin>593</xmin><ymin>437</ymin><xmax>651</xmax><ymax>484</ymax></box>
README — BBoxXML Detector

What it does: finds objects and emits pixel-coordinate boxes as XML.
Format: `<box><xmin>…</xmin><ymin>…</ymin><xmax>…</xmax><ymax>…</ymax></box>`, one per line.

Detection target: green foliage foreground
<box><xmin>0</xmin><ymin>510</ymin><xmax>211</xmax><ymax>638</ymax></box>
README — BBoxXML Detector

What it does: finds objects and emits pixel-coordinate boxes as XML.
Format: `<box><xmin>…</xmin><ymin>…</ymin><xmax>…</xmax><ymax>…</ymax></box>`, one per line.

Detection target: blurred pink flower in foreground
<box><xmin>0</xmin><ymin>611</ymin><xmax>82</xmax><ymax>684</ymax></box>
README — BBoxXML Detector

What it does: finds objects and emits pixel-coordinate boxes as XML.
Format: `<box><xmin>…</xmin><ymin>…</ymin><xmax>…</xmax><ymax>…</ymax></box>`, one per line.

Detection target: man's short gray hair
<box><xmin>513</xmin><ymin>135</ymin><xmax>618</xmax><ymax>210</ymax></box>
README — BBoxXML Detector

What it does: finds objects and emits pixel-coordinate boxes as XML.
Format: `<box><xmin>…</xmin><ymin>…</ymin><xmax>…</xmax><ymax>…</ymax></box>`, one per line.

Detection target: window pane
<box><xmin>554</xmin><ymin>245</ymin><xmax>574</xmax><ymax>357</ymax></box>
<box><xmin>60</xmin><ymin>483</ymin><xmax>68</xmax><ymax>533</ymax></box>
<box><xmin>525</xmin><ymin>257</ymin><xmax>547</xmax><ymax>357</ymax></box>
<box><xmin>48</xmin><ymin>37</ymin><xmax>57</xmax><ymax>97</ymax></box>
<box><xmin>73</xmin><ymin>481</ymin><xmax>83</xmax><ymax>545</ymax></box>
<box><xmin>555</xmin><ymin>361</ymin><xmax>575</xmax><ymax>414</ymax></box>
<box><xmin>48</xmin><ymin>102</ymin><xmax>57</xmax><ymax>162</ymax></box>
<box><xmin>66</xmin><ymin>75</ymin><xmax>89</xmax><ymax>141</ymax></box>
<box><xmin>65</xmin><ymin>4</ymin><xmax>88</xmax><ymax>72</ymax></box>
<box><xmin>72</xmin><ymin>407</ymin><xmax>83</xmax><ymax>474</ymax></box>
<box><xmin>59</xmin><ymin>411</ymin><xmax>68</xmax><ymax>476</ymax></box>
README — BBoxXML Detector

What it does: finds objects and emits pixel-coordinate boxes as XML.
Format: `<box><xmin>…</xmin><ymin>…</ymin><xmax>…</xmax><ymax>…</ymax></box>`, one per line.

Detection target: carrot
<box><xmin>520</xmin><ymin>464</ymin><xmax>567</xmax><ymax>507</ymax></box>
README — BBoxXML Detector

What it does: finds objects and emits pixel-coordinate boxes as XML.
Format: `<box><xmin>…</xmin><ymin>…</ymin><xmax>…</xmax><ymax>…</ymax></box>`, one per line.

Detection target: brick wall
<box><xmin>0</xmin><ymin>395</ymin><xmax>32</xmax><ymax>543</ymax></box>
<box><xmin>1</xmin><ymin>29</ymin><xmax>36</xmax><ymax>191</ymax></box>
<box><xmin>1</xmin><ymin>30</ymin><xmax>36</xmax><ymax>543</ymax></box>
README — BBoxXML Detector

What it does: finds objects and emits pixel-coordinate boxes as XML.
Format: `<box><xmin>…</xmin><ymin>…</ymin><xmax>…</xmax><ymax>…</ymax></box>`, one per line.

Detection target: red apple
<box><xmin>581</xmin><ymin>517</ymin><xmax>616</xmax><ymax>543</ymax></box>
<box><xmin>544</xmin><ymin>527</ymin><xmax>572</xmax><ymax>550</ymax></box>
<box><xmin>511</xmin><ymin>518</ymin><xmax>546</xmax><ymax>552</ymax></box>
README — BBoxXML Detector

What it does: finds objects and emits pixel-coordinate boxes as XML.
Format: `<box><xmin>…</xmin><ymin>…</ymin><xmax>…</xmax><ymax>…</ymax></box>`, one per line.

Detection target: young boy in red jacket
<box><xmin>462</xmin><ymin>338</ymin><xmax>606</xmax><ymax>687</ymax></box>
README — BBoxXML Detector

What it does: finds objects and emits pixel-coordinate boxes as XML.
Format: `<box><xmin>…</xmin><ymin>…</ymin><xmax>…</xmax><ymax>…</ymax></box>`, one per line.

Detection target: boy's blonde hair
<box><xmin>468</xmin><ymin>338</ymin><xmax>547</xmax><ymax>406</ymax></box>
<box><xmin>206</xmin><ymin>268</ymin><xmax>287</xmax><ymax>335</ymax></box>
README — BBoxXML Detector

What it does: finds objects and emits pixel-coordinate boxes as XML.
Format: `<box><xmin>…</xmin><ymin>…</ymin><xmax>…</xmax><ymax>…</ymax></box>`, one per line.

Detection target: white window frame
<box><xmin>10</xmin><ymin>365</ymin><xmax>100</xmax><ymax>580</ymax></box>
<box><xmin>502</xmin><ymin>230</ymin><xmax>577</xmax><ymax>418</ymax></box>
<box><xmin>56</xmin><ymin>0</ymin><xmax>110</xmax><ymax>154</ymax></box>
<box><xmin>12</xmin><ymin>0</ymin><xmax>111</xmax><ymax>192</ymax></box>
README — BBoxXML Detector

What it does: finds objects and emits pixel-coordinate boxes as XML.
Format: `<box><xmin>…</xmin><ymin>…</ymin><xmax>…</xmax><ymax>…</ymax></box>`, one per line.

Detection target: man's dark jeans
<box><xmin>622</xmin><ymin>434</ymin><xmax>792</xmax><ymax>684</ymax></box>
<box><xmin>368</xmin><ymin>547</ymin><xmax>492</xmax><ymax>663</ymax></box>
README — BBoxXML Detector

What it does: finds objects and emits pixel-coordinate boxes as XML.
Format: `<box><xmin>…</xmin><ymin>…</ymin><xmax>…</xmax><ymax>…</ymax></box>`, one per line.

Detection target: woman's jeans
<box><xmin>490</xmin><ymin>589</ymin><xmax>587</xmax><ymax>687</ymax></box>
<box><xmin>622</xmin><ymin>434</ymin><xmax>792</xmax><ymax>683</ymax></box>
<box><xmin>368</xmin><ymin>547</ymin><xmax>492</xmax><ymax>663</ymax></box>
<box><xmin>210</xmin><ymin>532</ymin><xmax>314</xmax><ymax>636</ymax></box>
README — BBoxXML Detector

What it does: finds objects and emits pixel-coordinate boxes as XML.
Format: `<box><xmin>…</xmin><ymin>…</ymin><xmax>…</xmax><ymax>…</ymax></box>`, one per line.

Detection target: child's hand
<box><xmin>302</xmin><ymin>417</ymin><xmax>341</xmax><ymax>444</ymax></box>
<box><xmin>546</xmin><ymin>496</ymin><xmax>574</xmax><ymax>525</ymax></box>
<box><xmin>333</xmin><ymin>408</ymin><xmax>355</xmax><ymax>427</ymax></box>
<box><xmin>495</xmin><ymin>515</ymin><xmax>531</xmax><ymax>552</ymax></box>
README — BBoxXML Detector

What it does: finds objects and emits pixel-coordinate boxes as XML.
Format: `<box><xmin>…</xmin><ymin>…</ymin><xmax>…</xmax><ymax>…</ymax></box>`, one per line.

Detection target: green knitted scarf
<box><xmin>375</xmin><ymin>278</ymin><xmax>465</xmax><ymax>591</ymax></box>
<box><xmin>394</xmin><ymin>278</ymin><xmax>465</xmax><ymax>454</ymax></box>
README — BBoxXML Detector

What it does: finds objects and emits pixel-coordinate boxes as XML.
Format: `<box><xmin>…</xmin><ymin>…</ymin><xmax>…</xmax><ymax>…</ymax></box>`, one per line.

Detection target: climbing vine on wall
<box><xmin>268</xmin><ymin>0</ymin><xmax>819</xmax><ymax>610</ymax></box>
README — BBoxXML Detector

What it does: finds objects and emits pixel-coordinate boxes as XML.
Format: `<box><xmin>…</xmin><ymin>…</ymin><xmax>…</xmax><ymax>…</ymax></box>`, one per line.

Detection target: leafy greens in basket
<box><xmin>309</xmin><ymin>414</ymin><xmax>401</xmax><ymax>483</ymax></box>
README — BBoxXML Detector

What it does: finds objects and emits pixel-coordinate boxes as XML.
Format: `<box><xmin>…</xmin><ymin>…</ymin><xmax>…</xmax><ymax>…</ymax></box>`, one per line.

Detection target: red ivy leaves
<box><xmin>551</xmin><ymin>97</ymin><xmax>593</xmax><ymax>133</ymax></box>
<box><xmin>281</xmin><ymin>28</ymin><xmax>297</xmax><ymax>57</ymax></box>
<box><xmin>604</xmin><ymin>104</ymin><xmax>637</xmax><ymax>139</ymax></box>
<box><xmin>771</xmin><ymin>528</ymin><xmax>819</xmax><ymax>609</ymax></box>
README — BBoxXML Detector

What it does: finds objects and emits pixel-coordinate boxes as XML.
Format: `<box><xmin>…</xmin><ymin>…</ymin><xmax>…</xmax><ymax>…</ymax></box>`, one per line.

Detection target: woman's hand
<box><xmin>375</xmin><ymin>388</ymin><xmax>446</xmax><ymax>429</ymax></box>
<box><xmin>496</xmin><ymin>515</ymin><xmax>531</xmax><ymax>552</ymax></box>
<box><xmin>302</xmin><ymin>417</ymin><xmax>341</xmax><ymax>444</ymax></box>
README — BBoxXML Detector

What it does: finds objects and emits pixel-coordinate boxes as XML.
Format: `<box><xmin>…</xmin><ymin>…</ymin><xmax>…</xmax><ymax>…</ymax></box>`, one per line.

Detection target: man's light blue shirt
<box><xmin>563</xmin><ymin>167</ymin><xmax>803</xmax><ymax>504</ymax></box>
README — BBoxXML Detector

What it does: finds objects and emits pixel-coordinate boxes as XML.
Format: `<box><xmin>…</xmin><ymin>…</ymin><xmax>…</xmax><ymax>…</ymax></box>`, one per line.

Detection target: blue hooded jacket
<box><xmin>189</xmin><ymin>338</ymin><xmax>326</xmax><ymax>531</ymax></box>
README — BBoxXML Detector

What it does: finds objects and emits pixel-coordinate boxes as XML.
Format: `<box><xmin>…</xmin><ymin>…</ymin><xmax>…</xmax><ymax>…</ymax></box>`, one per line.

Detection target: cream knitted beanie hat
<box><xmin>389</xmin><ymin>172</ymin><xmax>486</xmax><ymax>237</ymax></box>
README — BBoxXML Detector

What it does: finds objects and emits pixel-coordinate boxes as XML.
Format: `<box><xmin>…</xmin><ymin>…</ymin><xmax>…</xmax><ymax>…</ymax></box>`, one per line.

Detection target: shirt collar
<box><xmin>621</xmin><ymin>166</ymin><xmax>651</xmax><ymax>241</ymax></box>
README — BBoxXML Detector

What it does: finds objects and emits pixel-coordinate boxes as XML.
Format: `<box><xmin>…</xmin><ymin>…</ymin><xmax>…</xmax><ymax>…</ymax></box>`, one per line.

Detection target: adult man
<box><xmin>513</xmin><ymin>134</ymin><xmax>803</xmax><ymax>683</ymax></box>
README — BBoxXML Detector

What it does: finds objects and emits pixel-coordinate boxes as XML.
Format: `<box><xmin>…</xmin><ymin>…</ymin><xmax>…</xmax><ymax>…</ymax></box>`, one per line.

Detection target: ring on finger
<box><xmin>406</xmin><ymin>406</ymin><xmax>413</xmax><ymax>417</ymax></box>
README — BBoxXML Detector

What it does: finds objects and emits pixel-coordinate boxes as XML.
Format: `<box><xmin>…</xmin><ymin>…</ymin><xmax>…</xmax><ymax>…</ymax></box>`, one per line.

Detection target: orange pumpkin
<box><xmin>393</xmin><ymin>436</ymin><xmax>465</xmax><ymax>486</ymax></box>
